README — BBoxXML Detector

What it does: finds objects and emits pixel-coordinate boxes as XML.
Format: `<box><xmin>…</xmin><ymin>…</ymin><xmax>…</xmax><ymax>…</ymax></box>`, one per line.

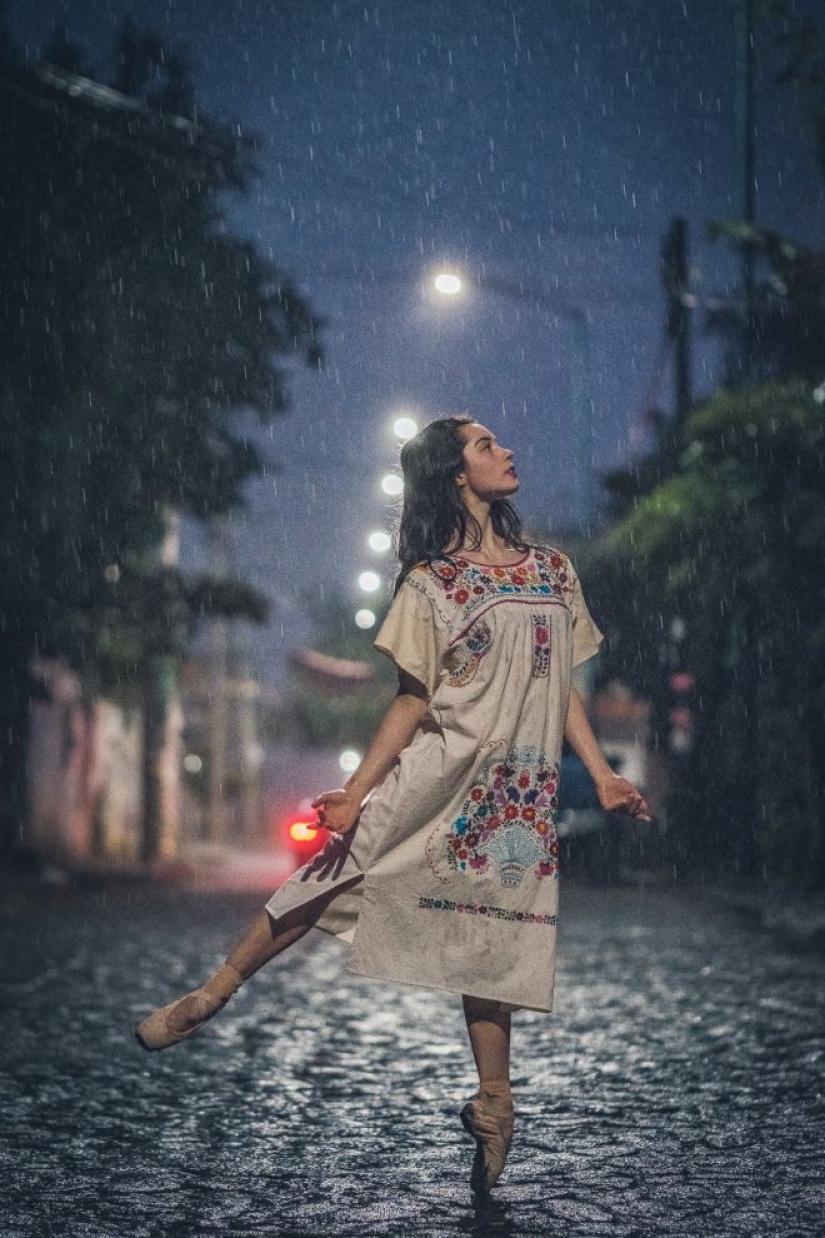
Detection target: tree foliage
<box><xmin>591</xmin><ymin>383</ymin><xmax>825</xmax><ymax>888</ymax></box>
<box><xmin>0</xmin><ymin>21</ymin><xmax>323</xmax><ymax>850</ymax></box>
<box><xmin>591</xmin><ymin>8</ymin><xmax>825</xmax><ymax>889</ymax></box>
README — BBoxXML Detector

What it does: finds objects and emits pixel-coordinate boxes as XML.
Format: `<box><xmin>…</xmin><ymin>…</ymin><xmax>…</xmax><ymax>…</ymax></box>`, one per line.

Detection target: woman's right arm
<box><xmin>311</xmin><ymin>670</ymin><xmax>430</xmax><ymax>834</ymax></box>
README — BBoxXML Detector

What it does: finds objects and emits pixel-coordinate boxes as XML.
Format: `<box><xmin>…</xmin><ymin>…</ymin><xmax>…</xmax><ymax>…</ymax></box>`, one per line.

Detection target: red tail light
<box><xmin>288</xmin><ymin>820</ymin><xmax>319</xmax><ymax>843</ymax></box>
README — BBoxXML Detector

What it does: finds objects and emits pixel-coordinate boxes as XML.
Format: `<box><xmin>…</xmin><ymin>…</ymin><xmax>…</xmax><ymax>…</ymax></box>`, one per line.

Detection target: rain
<box><xmin>1</xmin><ymin>1</ymin><xmax>824</xmax><ymax>1235</ymax></box>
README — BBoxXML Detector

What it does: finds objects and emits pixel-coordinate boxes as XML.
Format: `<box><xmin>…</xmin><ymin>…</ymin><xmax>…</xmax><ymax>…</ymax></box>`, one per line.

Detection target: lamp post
<box><xmin>433</xmin><ymin>268</ymin><xmax>595</xmax><ymax>529</ymax></box>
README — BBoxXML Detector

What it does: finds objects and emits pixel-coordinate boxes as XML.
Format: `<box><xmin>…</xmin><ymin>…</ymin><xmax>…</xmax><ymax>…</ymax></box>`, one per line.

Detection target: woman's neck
<box><xmin>450</xmin><ymin>502</ymin><xmax>515</xmax><ymax>562</ymax></box>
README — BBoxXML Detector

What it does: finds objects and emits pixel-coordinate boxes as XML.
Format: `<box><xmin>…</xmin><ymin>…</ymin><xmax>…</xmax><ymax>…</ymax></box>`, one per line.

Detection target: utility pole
<box><xmin>661</xmin><ymin>216</ymin><xmax>692</xmax><ymax>427</ymax></box>
<box><xmin>735</xmin><ymin>0</ymin><xmax>756</xmax><ymax>379</ymax></box>
<box><xmin>140</xmin><ymin>508</ymin><xmax>183</xmax><ymax>865</ymax></box>
<box><xmin>206</xmin><ymin>518</ymin><xmax>230</xmax><ymax>846</ymax></box>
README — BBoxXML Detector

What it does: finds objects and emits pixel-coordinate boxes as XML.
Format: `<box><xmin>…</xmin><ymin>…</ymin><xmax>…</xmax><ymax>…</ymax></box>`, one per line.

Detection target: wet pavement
<box><xmin>1</xmin><ymin>877</ymin><xmax>823</xmax><ymax>1237</ymax></box>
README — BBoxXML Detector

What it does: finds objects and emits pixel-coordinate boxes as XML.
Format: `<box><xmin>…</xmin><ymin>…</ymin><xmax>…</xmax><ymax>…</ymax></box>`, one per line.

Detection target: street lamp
<box><xmin>368</xmin><ymin>530</ymin><xmax>392</xmax><ymax>553</ymax></box>
<box><xmin>433</xmin><ymin>267</ymin><xmax>595</xmax><ymax>528</ymax></box>
<box><xmin>393</xmin><ymin>415</ymin><xmax>419</xmax><ymax>442</ymax></box>
<box><xmin>434</xmin><ymin>271</ymin><xmax>462</xmax><ymax>296</ymax></box>
<box><xmin>357</xmin><ymin>570</ymin><xmax>381</xmax><ymax>593</ymax></box>
<box><xmin>380</xmin><ymin>473</ymin><xmax>403</xmax><ymax>497</ymax></box>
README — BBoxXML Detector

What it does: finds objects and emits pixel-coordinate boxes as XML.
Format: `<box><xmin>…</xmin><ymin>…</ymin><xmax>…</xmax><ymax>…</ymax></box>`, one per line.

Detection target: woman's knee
<box><xmin>462</xmin><ymin>994</ymin><xmax>511</xmax><ymax>1025</ymax></box>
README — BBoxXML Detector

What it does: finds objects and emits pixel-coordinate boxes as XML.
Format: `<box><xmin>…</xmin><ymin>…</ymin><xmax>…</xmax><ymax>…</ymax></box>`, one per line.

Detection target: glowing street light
<box><xmin>381</xmin><ymin>473</ymin><xmax>403</xmax><ymax>497</ymax></box>
<box><xmin>393</xmin><ymin>415</ymin><xmax>418</xmax><ymax>442</ymax></box>
<box><xmin>357</xmin><ymin>570</ymin><xmax>381</xmax><ymax>593</ymax></box>
<box><xmin>434</xmin><ymin>270</ymin><xmax>462</xmax><ymax>296</ymax></box>
<box><xmin>368</xmin><ymin>530</ymin><xmax>392</xmax><ymax>553</ymax></box>
<box><xmin>339</xmin><ymin>749</ymin><xmax>362</xmax><ymax>774</ymax></box>
<box><xmin>354</xmin><ymin>608</ymin><xmax>377</xmax><ymax>629</ymax></box>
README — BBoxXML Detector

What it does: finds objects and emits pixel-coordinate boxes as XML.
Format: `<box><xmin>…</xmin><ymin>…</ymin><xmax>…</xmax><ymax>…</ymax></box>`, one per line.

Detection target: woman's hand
<box><xmin>595</xmin><ymin>773</ymin><xmax>652</xmax><ymax>821</ymax></box>
<box><xmin>311</xmin><ymin>787</ymin><xmax>363</xmax><ymax>835</ymax></box>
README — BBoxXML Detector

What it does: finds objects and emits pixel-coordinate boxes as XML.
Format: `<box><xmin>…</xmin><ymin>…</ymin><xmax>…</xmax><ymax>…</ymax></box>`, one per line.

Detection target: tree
<box><xmin>591</xmin><ymin>8</ymin><xmax>825</xmax><ymax>891</ymax></box>
<box><xmin>0</xmin><ymin>22</ymin><xmax>323</xmax><ymax>857</ymax></box>
<box><xmin>591</xmin><ymin>382</ymin><xmax>825</xmax><ymax>889</ymax></box>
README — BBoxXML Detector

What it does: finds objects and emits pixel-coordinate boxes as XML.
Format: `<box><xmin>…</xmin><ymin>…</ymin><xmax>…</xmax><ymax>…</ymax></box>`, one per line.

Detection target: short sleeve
<box><xmin>373</xmin><ymin>577</ymin><xmax>444</xmax><ymax>697</ymax></box>
<box><xmin>568</xmin><ymin>560</ymin><xmax>604</xmax><ymax>668</ymax></box>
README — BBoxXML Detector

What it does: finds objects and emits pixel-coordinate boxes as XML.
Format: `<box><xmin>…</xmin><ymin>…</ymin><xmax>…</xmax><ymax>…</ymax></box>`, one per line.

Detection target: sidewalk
<box><xmin>156</xmin><ymin>843</ymin><xmax>296</xmax><ymax>892</ymax></box>
<box><xmin>695</xmin><ymin>881</ymin><xmax>825</xmax><ymax>955</ymax></box>
<box><xmin>2</xmin><ymin>849</ymin><xmax>824</xmax><ymax>954</ymax></box>
<box><xmin>0</xmin><ymin>844</ymin><xmax>297</xmax><ymax>910</ymax></box>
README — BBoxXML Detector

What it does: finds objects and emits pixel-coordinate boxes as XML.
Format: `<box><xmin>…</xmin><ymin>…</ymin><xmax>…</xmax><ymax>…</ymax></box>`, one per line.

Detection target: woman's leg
<box><xmin>462</xmin><ymin>995</ymin><xmax>511</xmax><ymax>1085</ymax></box>
<box><xmin>136</xmin><ymin>893</ymin><xmax>339</xmax><ymax>1049</ymax></box>
<box><xmin>460</xmin><ymin>995</ymin><xmax>515</xmax><ymax>1192</ymax></box>
<box><xmin>163</xmin><ymin>906</ymin><xmax>315</xmax><ymax>1036</ymax></box>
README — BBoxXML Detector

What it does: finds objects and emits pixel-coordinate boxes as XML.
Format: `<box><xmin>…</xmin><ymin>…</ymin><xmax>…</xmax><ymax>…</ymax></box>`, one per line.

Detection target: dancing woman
<box><xmin>136</xmin><ymin>415</ymin><xmax>649</xmax><ymax>1192</ymax></box>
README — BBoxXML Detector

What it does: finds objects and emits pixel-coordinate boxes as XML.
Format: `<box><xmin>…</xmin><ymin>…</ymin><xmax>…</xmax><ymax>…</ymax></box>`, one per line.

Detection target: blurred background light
<box><xmin>434</xmin><ymin>271</ymin><xmax>462</xmax><ymax>295</ymax></box>
<box><xmin>357</xmin><ymin>570</ymin><xmax>381</xmax><ymax>592</ymax></box>
<box><xmin>368</xmin><ymin>530</ymin><xmax>392</xmax><ymax>553</ymax></box>
<box><xmin>381</xmin><ymin>473</ymin><xmax>404</xmax><ymax>496</ymax></box>
<box><xmin>393</xmin><ymin>415</ymin><xmax>418</xmax><ymax>441</ymax></box>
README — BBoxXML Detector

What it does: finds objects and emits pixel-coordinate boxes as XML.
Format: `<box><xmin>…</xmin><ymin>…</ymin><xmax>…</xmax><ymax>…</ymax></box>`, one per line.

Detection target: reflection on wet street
<box><xmin>1</xmin><ymin>879</ymin><xmax>823</xmax><ymax>1236</ymax></box>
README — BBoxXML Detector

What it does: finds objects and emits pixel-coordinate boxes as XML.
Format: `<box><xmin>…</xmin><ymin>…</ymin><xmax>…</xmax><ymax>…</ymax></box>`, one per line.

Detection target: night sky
<box><xmin>6</xmin><ymin>0</ymin><xmax>824</xmax><ymax>683</ymax></box>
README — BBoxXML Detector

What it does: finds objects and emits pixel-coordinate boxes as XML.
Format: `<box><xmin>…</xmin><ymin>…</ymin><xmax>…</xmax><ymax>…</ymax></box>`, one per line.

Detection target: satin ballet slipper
<box><xmin>460</xmin><ymin>1085</ymin><xmax>515</xmax><ymax>1193</ymax></box>
<box><xmin>135</xmin><ymin>963</ymin><xmax>243</xmax><ymax>1052</ymax></box>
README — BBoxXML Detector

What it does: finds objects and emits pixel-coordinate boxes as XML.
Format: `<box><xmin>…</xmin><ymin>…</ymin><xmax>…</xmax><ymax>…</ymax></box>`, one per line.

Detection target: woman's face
<box><xmin>456</xmin><ymin>422</ymin><xmax>519</xmax><ymax>503</ymax></box>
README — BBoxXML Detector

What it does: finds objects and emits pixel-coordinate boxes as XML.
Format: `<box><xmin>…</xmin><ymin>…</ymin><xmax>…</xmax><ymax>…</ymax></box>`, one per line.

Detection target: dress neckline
<box><xmin>453</xmin><ymin>548</ymin><xmax>531</xmax><ymax>569</ymax></box>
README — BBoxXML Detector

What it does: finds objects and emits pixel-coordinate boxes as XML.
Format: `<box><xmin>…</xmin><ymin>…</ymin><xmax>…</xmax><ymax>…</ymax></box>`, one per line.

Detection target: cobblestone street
<box><xmin>1</xmin><ymin>877</ymin><xmax>823</xmax><ymax>1236</ymax></box>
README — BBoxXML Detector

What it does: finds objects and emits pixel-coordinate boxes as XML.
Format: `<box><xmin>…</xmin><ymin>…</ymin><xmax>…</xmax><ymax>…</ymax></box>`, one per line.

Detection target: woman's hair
<box><xmin>395</xmin><ymin>415</ymin><xmax>527</xmax><ymax>589</ymax></box>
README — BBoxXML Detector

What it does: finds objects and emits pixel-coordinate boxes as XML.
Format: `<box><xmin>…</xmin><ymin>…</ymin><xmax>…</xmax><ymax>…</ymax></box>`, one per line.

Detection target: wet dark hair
<box><xmin>395</xmin><ymin>415</ymin><xmax>528</xmax><ymax>590</ymax></box>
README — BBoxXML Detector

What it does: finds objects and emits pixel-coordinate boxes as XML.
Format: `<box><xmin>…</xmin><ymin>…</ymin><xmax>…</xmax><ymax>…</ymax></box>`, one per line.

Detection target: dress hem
<box><xmin>342</xmin><ymin>951</ymin><xmax>553</xmax><ymax>1015</ymax></box>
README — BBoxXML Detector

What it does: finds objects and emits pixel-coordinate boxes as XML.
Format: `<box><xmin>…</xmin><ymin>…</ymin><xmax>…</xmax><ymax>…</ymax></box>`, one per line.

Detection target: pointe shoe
<box><xmin>460</xmin><ymin>1090</ymin><xmax>515</xmax><ymax>1193</ymax></box>
<box><xmin>135</xmin><ymin>963</ymin><xmax>243</xmax><ymax>1052</ymax></box>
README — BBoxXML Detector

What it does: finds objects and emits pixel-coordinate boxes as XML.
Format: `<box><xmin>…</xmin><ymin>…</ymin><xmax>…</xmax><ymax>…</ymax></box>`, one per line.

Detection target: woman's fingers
<box><xmin>600</xmin><ymin>776</ymin><xmax>652</xmax><ymax>821</ymax></box>
<box><xmin>309</xmin><ymin>787</ymin><xmax>360</xmax><ymax>835</ymax></box>
<box><xmin>624</xmin><ymin>787</ymin><xmax>651</xmax><ymax>821</ymax></box>
<box><xmin>311</xmin><ymin>788</ymin><xmax>347</xmax><ymax>808</ymax></box>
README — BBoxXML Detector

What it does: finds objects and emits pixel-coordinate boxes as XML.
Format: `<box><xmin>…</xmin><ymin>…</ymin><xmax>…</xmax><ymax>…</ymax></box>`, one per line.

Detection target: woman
<box><xmin>136</xmin><ymin>415</ymin><xmax>649</xmax><ymax>1193</ymax></box>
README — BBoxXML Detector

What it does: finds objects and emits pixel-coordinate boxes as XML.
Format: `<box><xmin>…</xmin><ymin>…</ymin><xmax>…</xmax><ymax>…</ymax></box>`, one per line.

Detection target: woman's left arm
<box><xmin>564</xmin><ymin>685</ymin><xmax>651</xmax><ymax>821</ymax></box>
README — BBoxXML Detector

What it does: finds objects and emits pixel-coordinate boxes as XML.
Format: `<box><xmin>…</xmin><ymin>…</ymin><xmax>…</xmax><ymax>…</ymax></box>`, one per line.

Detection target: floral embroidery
<box><xmin>418</xmin><ymin>896</ymin><xmax>556</xmax><ymax>926</ymax></box>
<box><xmin>531</xmin><ymin>614</ymin><xmax>551</xmax><ymax>677</ymax></box>
<box><xmin>446</xmin><ymin>746</ymin><xmax>560</xmax><ymax>885</ymax></box>
<box><xmin>448</xmin><ymin>620</ymin><xmax>492</xmax><ymax>686</ymax></box>
<box><xmin>405</xmin><ymin>548</ymin><xmax>573</xmax><ymax>642</ymax></box>
<box><xmin>428</xmin><ymin>549</ymin><xmax>572</xmax><ymax>637</ymax></box>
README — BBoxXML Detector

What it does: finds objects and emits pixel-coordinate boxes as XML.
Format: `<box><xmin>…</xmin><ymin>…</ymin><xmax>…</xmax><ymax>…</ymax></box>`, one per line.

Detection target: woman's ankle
<box><xmin>477</xmin><ymin>1079</ymin><xmax>513</xmax><ymax>1108</ymax></box>
<box><xmin>201</xmin><ymin>963</ymin><xmax>244</xmax><ymax>1002</ymax></box>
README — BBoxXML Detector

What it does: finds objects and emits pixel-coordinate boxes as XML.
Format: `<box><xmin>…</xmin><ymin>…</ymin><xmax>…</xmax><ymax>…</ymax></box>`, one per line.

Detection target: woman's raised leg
<box><xmin>460</xmin><ymin>995</ymin><xmax>515</xmax><ymax>1193</ymax></box>
<box><xmin>135</xmin><ymin>899</ymin><xmax>331</xmax><ymax>1051</ymax></box>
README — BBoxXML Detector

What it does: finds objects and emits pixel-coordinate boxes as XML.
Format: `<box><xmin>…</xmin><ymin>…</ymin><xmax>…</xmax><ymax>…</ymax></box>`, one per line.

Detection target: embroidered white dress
<box><xmin>264</xmin><ymin>547</ymin><xmax>602</xmax><ymax>1013</ymax></box>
